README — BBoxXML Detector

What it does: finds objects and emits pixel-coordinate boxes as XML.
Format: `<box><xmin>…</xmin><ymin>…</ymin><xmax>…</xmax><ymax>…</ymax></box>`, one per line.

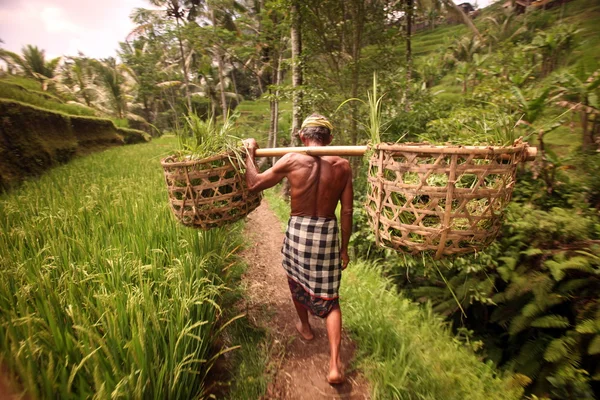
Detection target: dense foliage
<box><xmin>1</xmin><ymin>0</ymin><xmax>599</xmax><ymax>398</ymax></box>
<box><xmin>346</xmin><ymin>1</ymin><xmax>600</xmax><ymax>397</ymax></box>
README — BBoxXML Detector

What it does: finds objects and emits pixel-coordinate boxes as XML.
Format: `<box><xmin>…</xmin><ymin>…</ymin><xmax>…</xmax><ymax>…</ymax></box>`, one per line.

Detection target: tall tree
<box><xmin>94</xmin><ymin>57</ymin><xmax>129</xmax><ymax>118</ymax></box>
<box><xmin>209</xmin><ymin>4</ymin><xmax>230</xmax><ymax>121</ymax></box>
<box><xmin>556</xmin><ymin>68</ymin><xmax>600</xmax><ymax>151</ymax></box>
<box><xmin>290</xmin><ymin>0</ymin><xmax>302</xmax><ymax>146</ymax></box>
<box><xmin>135</xmin><ymin>0</ymin><xmax>206</xmax><ymax>111</ymax></box>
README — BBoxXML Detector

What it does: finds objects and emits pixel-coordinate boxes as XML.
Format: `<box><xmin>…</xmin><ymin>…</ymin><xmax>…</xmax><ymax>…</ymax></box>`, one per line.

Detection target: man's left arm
<box><xmin>340</xmin><ymin>167</ymin><xmax>353</xmax><ymax>269</ymax></box>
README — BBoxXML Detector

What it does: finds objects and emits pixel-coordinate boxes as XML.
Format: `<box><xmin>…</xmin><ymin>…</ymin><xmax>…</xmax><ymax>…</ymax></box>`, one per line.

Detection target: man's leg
<box><xmin>292</xmin><ymin>299</ymin><xmax>314</xmax><ymax>340</ymax></box>
<box><xmin>325</xmin><ymin>306</ymin><xmax>344</xmax><ymax>383</ymax></box>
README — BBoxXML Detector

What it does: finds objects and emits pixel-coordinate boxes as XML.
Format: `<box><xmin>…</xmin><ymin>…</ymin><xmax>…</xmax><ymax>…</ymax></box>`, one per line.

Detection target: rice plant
<box><xmin>337</xmin><ymin>72</ymin><xmax>387</xmax><ymax>145</ymax></box>
<box><xmin>0</xmin><ymin>137</ymin><xmax>244</xmax><ymax>398</ymax></box>
<box><xmin>341</xmin><ymin>262</ymin><xmax>524</xmax><ymax>400</ymax></box>
<box><xmin>176</xmin><ymin>111</ymin><xmax>244</xmax><ymax>162</ymax></box>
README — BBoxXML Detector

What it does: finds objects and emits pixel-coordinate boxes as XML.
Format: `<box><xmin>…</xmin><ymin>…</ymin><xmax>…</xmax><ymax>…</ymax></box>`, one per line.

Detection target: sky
<box><xmin>0</xmin><ymin>0</ymin><xmax>495</xmax><ymax>61</ymax></box>
<box><xmin>0</xmin><ymin>0</ymin><xmax>151</xmax><ymax>59</ymax></box>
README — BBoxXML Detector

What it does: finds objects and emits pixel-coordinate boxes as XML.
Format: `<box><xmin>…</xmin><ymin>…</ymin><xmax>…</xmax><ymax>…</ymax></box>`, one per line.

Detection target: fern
<box><xmin>588</xmin><ymin>335</ymin><xmax>600</xmax><ymax>356</ymax></box>
<box><xmin>512</xmin><ymin>338</ymin><xmax>549</xmax><ymax>379</ymax></box>
<box><xmin>544</xmin><ymin>335</ymin><xmax>576</xmax><ymax>363</ymax></box>
<box><xmin>530</xmin><ymin>315</ymin><xmax>571</xmax><ymax>329</ymax></box>
<box><xmin>509</xmin><ymin>314</ymin><xmax>536</xmax><ymax>336</ymax></box>
<box><xmin>545</xmin><ymin>256</ymin><xmax>597</xmax><ymax>282</ymax></box>
<box><xmin>558</xmin><ymin>278</ymin><xmax>594</xmax><ymax>294</ymax></box>
<box><xmin>575</xmin><ymin>319</ymin><xmax>599</xmax><ymax>335</ymax></box>
<box><xmin>522</xmin><ymin>294</ymin><xmax>567</xmax><ymax>318</ymax></box>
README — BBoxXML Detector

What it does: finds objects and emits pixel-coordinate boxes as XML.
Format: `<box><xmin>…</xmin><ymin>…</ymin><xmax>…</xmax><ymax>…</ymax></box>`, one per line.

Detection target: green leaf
<box><xmin>499</xmin><ymin>256</ymin><xmax>518</xmax><ymax>271</ymax></box>
<box><xmin>544</xmin><ymin>337</ymin><xmax>570</xmax><ymax>363</ymax></box>
<box><xmin>530</xmin><ymin>315</ymin><xmax>570</xmax><ymax>329</ymax></box>
<box><xmin>522</xmin><ymin>248</ymin><xmax>543</xmax><ymax>257</ymax></box>
<box><xmin>588</xmin><ymin>335</ymin><xmax>600</xmax><ymax>355</ymax></box>
<box><xmin>546</xmin><ymin>260</ymin><xmax>566</xmax><ymax>281</ymax></box>
<box><xmin>497</xmin><ymin>266</ymin><xmax>512</xmax><ymax>282</ymax></box>
<box><xmin>576</xmin><ymin>319</ymin><xmax>599</xmax><ymax>335</ymax></box>
<box><xmin>509</xmin><ymin>315</ymin><xmax>535</xmax><ymax>336</ymax></box>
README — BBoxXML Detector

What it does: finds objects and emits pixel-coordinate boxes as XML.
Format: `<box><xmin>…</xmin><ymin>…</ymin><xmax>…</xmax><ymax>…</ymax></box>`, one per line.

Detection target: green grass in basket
<box><xmin>176</xmin><ymin>112</ymin><xmax>246</xmax><ymax>170</ymax></box>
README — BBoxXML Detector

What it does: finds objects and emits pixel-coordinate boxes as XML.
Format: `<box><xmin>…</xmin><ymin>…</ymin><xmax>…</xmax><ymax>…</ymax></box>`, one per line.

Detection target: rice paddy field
<box><xmin>0</xmin><ymin>137</ymin><xmax>244</xmax><ymax>398</ymax></box>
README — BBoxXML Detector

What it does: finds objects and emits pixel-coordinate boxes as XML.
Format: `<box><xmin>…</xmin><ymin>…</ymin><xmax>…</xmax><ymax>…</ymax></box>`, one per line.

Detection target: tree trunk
<box><xmin>582</xmin><ymin>110</ymin><xmax>591</xmax><ymax>150</ymax></box>
<box><xmin>175</xmin><ymin>17</ymin><xmax>192</xmax><ymax>112</ymax></box>
<box><xmin>272</xmin><ymin>50</ymin><xmax>284</xmax><ymax>165</ymax></box>
<box><xmin>290</xmin><ymin>0</ymin><xmax>302</xmax><ymax>147</ymax></box>
<box><xmin>211</xmin><ymin>9</ymin><xmax>229</xmax><ymax>122</ymax></box>
<box><xmin>405</xmin><ymin>0</ymin><xmax>414</xmax><ymax>112</ymax></box>
<box><xmin>349</xmin><ymin>0</ymin><xmax>364</xmax><ymax>146</ymax></box>
<box><xmin>230</xmin><ymin>64</ymin><xmax>239</xmax><ymax>105</ymax></box>
<box><xmin>253</xmin><ymin>0</ymin><xmax>265</xmax><ymax>96</ymax></box>
<box><xmin>268</xmin><ymin>18</ymin><xmax>285</xmax><ymax>162</ymax></box>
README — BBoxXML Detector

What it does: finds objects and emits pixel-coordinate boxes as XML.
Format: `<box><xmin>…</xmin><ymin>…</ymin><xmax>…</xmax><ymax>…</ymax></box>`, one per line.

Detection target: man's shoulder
<box><xmin>324</xmin><ymin>156</ymin><xmax>351</xmax><ymax>169</ymax></box>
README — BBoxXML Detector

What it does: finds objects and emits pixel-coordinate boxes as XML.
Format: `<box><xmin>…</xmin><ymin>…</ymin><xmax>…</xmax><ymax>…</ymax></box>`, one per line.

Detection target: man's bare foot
<box><xmin>295</xmin><ymin>321</ymin><xmax>314</xmax><ymax>341</ymax></box>
<box><xmin>327</xmin><ymin>359</ymin><xmax>344</xmax><ymax>384</ymax></box>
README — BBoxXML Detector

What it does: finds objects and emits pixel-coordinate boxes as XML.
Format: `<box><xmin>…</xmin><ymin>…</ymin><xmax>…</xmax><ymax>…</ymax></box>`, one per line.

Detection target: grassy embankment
<box><xmin>425</xmin><ymin>0</ymin><xmax>600</xmax><ymax>155</ymax></box>
<box><xmin>0</xmin><ymin>98</ymin><xmax>149</xmax><ymax>190</ymax></box>
<box><xmin>0</xmin><ymin>136</ymin><xmax>262</xmax><ymax>398</ymax></box>
<box><xmin>262</xmin><ymin>189</ymin><xmax>523</xmax><ymax>400</ymax></box>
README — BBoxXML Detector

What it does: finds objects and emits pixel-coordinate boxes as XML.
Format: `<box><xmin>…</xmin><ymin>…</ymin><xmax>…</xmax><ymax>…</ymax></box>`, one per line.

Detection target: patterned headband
<box><xmin>301</xmin><ymin>114</ymin><xmax>334</xmax><ymax>135</ymax></box>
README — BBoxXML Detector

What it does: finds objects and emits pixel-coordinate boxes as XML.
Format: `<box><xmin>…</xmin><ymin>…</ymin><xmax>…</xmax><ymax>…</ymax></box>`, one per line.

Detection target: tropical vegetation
<box><xmin>1</xmin><ymin>0</ymin><xmax>599</xmax><ymax>398</ymax></box>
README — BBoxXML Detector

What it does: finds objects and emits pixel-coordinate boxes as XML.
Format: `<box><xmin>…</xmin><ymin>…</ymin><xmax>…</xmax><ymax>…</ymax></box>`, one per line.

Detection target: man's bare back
<box><xmin>278</xmin><ymin>154</ymin><xmax>351</xmax><ymax>218</ymax></box>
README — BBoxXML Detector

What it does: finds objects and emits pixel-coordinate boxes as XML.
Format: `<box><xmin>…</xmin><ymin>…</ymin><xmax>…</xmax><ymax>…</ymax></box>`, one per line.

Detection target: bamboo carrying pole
<box><xmin>255</xmin><ymin>145</ymin><xmax>538</xmax><ymax>161</ymax></box>
<box><xmin>255</xmin><ymin>146</ymin><xmax>368</xmax><ymax>157</ymax></box>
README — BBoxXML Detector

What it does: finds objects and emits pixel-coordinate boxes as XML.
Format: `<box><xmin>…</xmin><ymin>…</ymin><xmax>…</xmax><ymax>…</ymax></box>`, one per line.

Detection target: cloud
<box><xmin>40</xmin><ymin>6</ymin><xmax>81</xmax><ymax>34</ymax></box>
<box><xmin>0</xmin><ymin>0</ymin><xmax>150</xmax><ymax>59</ymax></box>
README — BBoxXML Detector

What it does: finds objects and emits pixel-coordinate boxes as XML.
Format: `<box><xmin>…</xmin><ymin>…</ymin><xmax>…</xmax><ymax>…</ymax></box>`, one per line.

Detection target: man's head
<box><xmin>299</xmin><ymin>113</ymin><xmax>333</xmax><ymax>145</ymax></box>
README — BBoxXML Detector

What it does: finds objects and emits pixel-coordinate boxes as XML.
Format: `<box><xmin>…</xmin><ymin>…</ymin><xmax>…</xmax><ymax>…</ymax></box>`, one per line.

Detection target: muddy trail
<box><xmin>240</xmin><ymin>201</ymin><xmax>370</xmax><ymax>399</ymax></box>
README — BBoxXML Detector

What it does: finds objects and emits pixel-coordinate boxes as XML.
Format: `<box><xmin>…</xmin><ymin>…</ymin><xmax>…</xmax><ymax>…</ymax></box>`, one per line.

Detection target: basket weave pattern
<box><xmin>366</xmin><ymin>143</ymin><xmax>528</xmax><ymax>258</ymax></box>
<box><xmin>161</xmin><ymin>153</ymin><xmax>261</xmax><ymax>230</ymax></box>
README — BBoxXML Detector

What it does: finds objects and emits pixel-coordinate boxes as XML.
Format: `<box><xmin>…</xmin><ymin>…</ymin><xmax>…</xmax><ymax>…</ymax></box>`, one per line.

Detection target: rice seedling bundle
<box><xmin>365</xmin><ymin>141</ymin><xmax>531</xmax><ymax>258</ymax></box>
<box><xmin>162</xmin><ymin>113</ymin><xmax>261</xmax><ymax>230</ymax></box>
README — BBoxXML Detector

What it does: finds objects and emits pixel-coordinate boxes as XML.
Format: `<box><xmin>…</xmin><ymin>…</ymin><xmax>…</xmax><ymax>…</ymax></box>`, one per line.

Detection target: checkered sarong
<box><xmin>282</xmin><ymin>216</ymin><xmax>341</xmax><ymax>300</ymax></box>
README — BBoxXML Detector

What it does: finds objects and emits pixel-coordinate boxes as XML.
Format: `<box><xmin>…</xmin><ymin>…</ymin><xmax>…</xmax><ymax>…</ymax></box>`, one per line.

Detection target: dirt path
<box><xmin>240</xmin><ymin>201</ymin><xmax>370</xmax><ymax>400</ymax></box>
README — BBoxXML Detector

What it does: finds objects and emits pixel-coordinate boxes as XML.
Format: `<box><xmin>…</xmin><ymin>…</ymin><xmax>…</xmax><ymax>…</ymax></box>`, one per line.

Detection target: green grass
<box><xmin>222</xmin><ymin>301</ymin><xmax>270</xmax><ymax>399</ymax></box>
<box><xmin>0</xmin><ymin>80</ymin><xmax>96</xmax><ymax>116</ymax></box>
<box><xmin>0</xmin><ymin>75</ymin><xmax>43</xmax><ymax>91</ymax></box>
<box><xmin>263</xmin><ymin>186</ymin><xmax>291</xmax><ymax>231</ymax></box>
<box><xmin>341</xmin><ymin>262</ymin><xmax>522</xmax><ymax>400</ymax></box>
<box><xmin>0</xmin><ymin>137</ymin><xmax>246</xmax><ymax>398</ymax></box>
<box><xmin>263</xmin><ymin>190</ymin><xmax>522</xmax><ymax>400</ymax></box>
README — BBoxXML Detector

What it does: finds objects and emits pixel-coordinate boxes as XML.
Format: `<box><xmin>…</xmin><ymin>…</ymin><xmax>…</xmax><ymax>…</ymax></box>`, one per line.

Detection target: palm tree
<box><xmin>528</xmin><ymin>24</ymin><xmax>580</xmax><ymax>77</ymax></box>
<box><xmin>0</xmin><ymin>45</ymin><xmax>61</xmax><ymax>89</ymax></box>
<box><xmin>59</xmin><ymin>55</ymin><xmax>99</xmax><ymax>107</ymax></box>
<box><xmin>93</xmin><ymin>58</ymin><xmax>129</xmax><ymax>119</ymax></box>
<box><xmin>132</xmin><ymin>0</ymin><xmax>206</xmax><ymax>111</ymax></box>
<box><xmin>555</xmin><ymin>68</ymin><xmax>600</xmax><ymax>151</ymax></box>
<box><xmin>188</xmin><ymin>63</ymin><xmax>240</xmax><ymax>117</ymax></box>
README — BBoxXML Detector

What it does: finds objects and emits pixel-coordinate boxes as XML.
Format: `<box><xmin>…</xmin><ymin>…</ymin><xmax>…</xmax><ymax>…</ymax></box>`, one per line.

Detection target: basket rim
<box><xmin>161</xmin><ymin>150</ymin><xmax>243</xmax><ymax>167</ymax></box>
<box><xmin>372</xmin><ymin>142</ymin><xmax>529</xmax><ymax>155</ymax></box>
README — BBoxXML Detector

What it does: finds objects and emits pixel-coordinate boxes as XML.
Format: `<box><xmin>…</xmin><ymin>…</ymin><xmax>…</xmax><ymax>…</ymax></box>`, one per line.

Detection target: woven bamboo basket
<box><xmin>161</xmin><ymin>152</ymin><xmax>261</xmax><ymax>230</ymax></box>
<box><xmin>366</xmin><ymin>142</ymin><xmax>530</xmax><ymax>258</ymax></box>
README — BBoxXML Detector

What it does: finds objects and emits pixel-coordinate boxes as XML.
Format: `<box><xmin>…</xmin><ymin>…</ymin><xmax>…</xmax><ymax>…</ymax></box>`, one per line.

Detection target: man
<box><xmin>243</xmin><ymin>113</ymin><xmax>353</xmax><ymax>384</ymax></box>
